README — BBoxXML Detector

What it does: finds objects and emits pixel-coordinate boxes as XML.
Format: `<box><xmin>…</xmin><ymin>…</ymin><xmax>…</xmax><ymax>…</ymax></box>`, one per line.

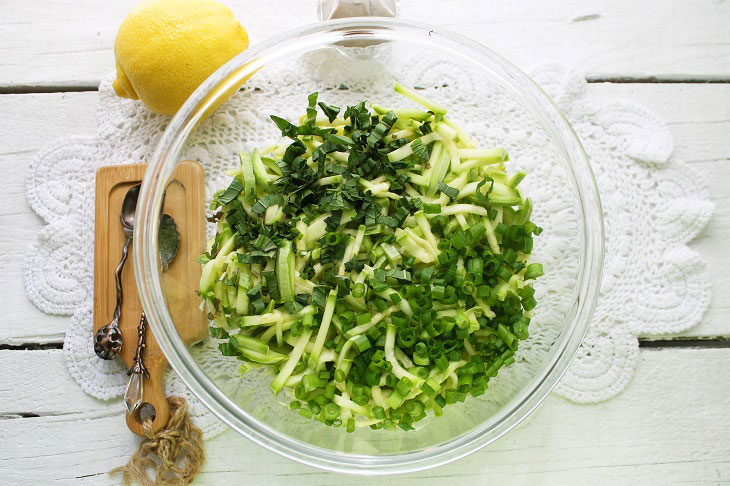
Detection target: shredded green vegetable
<box><xmin>199</xmin><ymin>84</ymin><xmax>543</xmax><ymax>432</ymax></box>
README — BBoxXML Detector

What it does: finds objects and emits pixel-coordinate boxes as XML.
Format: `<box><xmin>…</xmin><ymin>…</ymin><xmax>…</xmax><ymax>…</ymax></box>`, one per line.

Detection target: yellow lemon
<box><xmin>113</xmin><ymin>0</ymin><xmax>249</xmax><ymax>115</ymax></box>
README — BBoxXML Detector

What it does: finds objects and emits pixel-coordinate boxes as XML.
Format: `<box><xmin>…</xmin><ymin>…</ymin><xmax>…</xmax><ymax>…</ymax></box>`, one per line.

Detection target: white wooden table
<box><xmin>1</xmin><ymin>1</ymin><xmax>729</xmax><ymax>484</ymax></box>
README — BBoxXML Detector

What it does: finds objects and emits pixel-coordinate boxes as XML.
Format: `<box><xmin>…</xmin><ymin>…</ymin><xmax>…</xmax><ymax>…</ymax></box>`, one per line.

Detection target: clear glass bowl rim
<box><xmin>134</xmin><ymin>17</ymin><xmax>604</xmax><ymax>475</ymax></box>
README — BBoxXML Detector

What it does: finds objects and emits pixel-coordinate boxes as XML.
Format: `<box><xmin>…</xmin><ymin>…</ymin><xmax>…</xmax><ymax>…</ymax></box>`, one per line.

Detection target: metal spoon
<box><xmin>124</xmin><ymin>214</ymin><xmax>180</xmax><ymax>414</ymax></box>
<box><xmin>94</xmin><ymin>184</ymin><xmax>140</xmax><ymax>360</ymax></box>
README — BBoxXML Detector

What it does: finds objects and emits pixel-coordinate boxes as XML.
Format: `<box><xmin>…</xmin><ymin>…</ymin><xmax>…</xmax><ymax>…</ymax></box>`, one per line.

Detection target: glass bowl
<box><xmin>134</xmin><ymin>18</ymin><xmax>603</xmax><ymax>475</ymax></box>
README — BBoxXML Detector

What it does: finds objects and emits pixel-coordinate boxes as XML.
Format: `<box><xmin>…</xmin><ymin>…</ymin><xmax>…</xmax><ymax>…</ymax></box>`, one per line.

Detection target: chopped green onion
<box><xmin>525</xmin><ymin>263</ymin><xmax>544</xmax><ymax>280</ymax></box>
<box><xmin>302</xmin><ymin>374</ymin><xmax>321</xmax><ymax>393</ymax></box>
<box><xmin>323</xmin><ymin>402</ymin><xmax>341</xmax><ymax>420</ymax></box>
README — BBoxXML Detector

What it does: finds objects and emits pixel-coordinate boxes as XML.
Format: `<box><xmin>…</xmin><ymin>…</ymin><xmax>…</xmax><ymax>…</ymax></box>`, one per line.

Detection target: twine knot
<box><xmin>111</xmin><ymin>396</ymin><xmax>204</xmax><ymax>486</ymax></box>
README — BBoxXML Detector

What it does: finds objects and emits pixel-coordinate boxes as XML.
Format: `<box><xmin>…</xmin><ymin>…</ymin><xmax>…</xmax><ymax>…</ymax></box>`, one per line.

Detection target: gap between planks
<box><xmin>0</xmin><ymin>342</ymin><xmax>64</xmax><ymax>350</ymax></box>
<box><xmin>0</xmin><ymin>84</ymin><xmax>98</xmax><ymax>94</ymax></box>
<box><xmin>586</xmin><ymin>76</ymin><xmax>730</xmax><ymax>84</ymax></box>
<box><xmin>1</xmin><ymin>77</ymin><xmax>729</xmax><ymax>95</ymax></box>
<box><xmin>1</xmin><ymin>337</ymin><xmax>728</xmax><ymax>352</ymax></box>
<box><xmin>639</xmin><ymin>338</ymin><xmax>730</xmax><ymax>349</ymax></box>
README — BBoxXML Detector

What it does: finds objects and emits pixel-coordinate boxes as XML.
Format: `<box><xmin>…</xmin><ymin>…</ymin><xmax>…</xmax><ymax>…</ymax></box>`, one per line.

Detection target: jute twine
<box><xmin>111</xmin><ymin>396</ymin><xmax>205</xmax><ymax>486</ymax></box>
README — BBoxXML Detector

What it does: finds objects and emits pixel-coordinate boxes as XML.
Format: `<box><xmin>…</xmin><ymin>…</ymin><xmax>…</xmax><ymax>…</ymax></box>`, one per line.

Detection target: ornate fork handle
<box><xmin>128</xmin><ymin>312</ymin><xmax>150</xmax><ymax>379</ymax></box>
<box><xmin>113</xmin><ymin>235</ymin><xmax>132</xmax><ymax>321</ymax></box>
<box><xmin>124</xmin><ymin>312</ymin><xmax>149</xmax><ymax>414</ymax></box>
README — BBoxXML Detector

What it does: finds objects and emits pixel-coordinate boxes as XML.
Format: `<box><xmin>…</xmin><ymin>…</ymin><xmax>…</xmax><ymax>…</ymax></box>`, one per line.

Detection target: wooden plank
<box><xmin>589</xmin><ymin>84</ymin><xmax>730</xmax><ymax>339</ymax></box>
<box><xmin>0</xmin><ymin>84</ymin><xmax>727</xmax><ymax>345</ymax></box>
<box><xmin>0</xmin><ymin>350</ymin><xmax>111</xmax><ymax>416</ymax></box>
<box><xmin>2</xmin><ymin>347</ymin><xmax>729</xmax><ymax>484</ymax></box>
<box><xmin>0</xmin><ymin>0</ymin><xmax>729</xmax><ymax>90</ymax></box>
<box><xmin>0</xmin><ymin>0</ymin><xmax>316</xmax><ymax>90</ymax></box>
<box><xmin>0</xmin><ymin>92</ymin><xmax>97</xmax><ymax>344</ymax></box>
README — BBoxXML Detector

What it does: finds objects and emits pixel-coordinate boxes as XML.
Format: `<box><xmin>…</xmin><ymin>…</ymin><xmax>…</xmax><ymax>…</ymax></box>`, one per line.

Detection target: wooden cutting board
<box><xmin>93</xmin><ymin>161</ymin><xmax>208</xmax><ymax>436</ymax></box>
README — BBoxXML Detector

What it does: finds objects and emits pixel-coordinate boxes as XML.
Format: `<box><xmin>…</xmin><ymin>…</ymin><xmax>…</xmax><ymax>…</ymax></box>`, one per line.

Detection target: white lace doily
<box><xmin>24</xmin><ymin>60</ymin><xmax>713</xmax><ymax>438</ymax></box>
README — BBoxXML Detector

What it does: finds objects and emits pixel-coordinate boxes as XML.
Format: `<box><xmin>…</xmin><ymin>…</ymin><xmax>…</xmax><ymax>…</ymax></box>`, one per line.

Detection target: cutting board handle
<box><xmin>125</xmin><ymin>360</ymin><xmax>170</xmax><ymax>435</ymax></box>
